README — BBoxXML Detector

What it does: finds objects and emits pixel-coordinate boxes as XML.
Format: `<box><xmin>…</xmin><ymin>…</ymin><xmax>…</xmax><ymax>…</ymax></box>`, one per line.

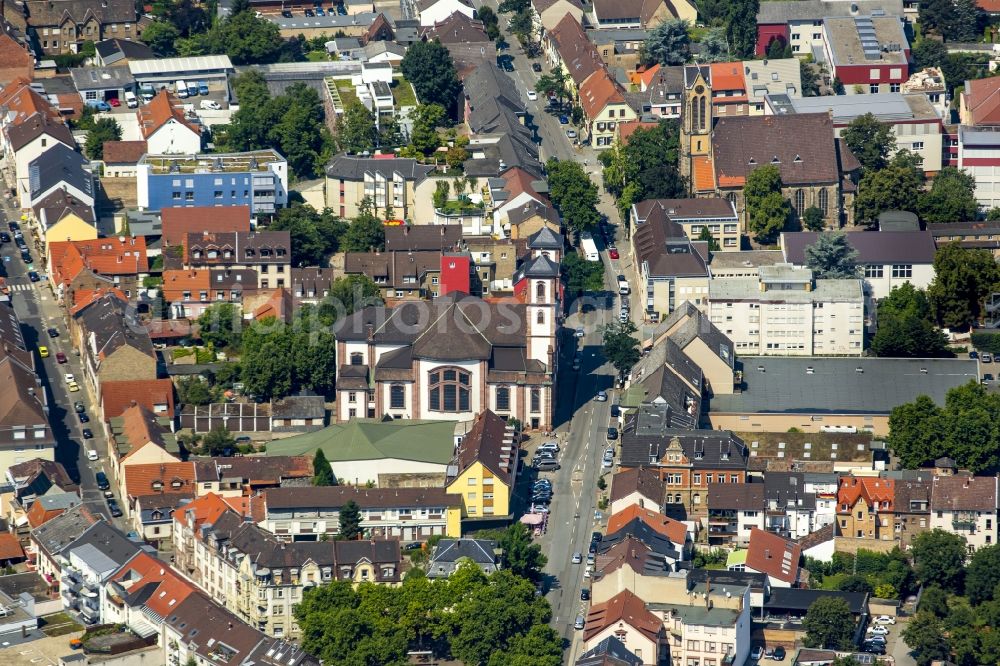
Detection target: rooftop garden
<box><xmin>391</xmin><ymin>76</ymin><xmax>417</xmax><ymax>108</ymax></box>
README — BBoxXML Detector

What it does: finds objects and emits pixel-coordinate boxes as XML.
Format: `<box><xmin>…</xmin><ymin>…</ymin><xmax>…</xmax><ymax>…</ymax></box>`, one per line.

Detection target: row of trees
<box><xmin>143</xmin><ymin>0</ymin><xmax>288</xmax><ymax>63</ymax></box>
<box><xmin>919</xmin><ymin>0</ymin><xmax>982</xmax><ymax>43</ymax></box>
<box><xmin>269</xmin><ymin>200</ymin><xmax>388</xmax><ymax>267</ymax></box>
<box><xmin>294</xmin><ymin>561</ymin><xmax>560</xmax><ymax>665</ymax></box>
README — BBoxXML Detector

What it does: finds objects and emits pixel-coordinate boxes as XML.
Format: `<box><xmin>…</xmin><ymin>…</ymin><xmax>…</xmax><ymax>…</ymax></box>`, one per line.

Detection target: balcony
<box><xmin>953</xmin><ymin>519</ymin><xmax>977</xmax><ymax>531</ymax></box>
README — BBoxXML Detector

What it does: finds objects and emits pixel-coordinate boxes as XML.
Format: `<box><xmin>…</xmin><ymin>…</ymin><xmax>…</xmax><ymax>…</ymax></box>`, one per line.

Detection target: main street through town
<box><xmin>0</xmin><ymin>201</ymin><xmax>120</xmax><ymax>527</ymax></box>
<box><xmin>474</xmin><ymin>6</ymin><xmax>649</xmax><ymax>659</ymax></box>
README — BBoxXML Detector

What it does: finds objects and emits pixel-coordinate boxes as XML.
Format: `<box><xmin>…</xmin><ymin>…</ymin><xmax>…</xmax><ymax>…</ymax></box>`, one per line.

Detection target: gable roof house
<box><xmin>6</xmin><ymin>112</ymin><xmax>76</xmax><ymax>210</ymax></box>
<box><xmin>28</xmin><ymin>503</ymin><xmax>101</xmax><ymax>583</ymax></box>
<box><xmin>324</xmin><ymin>154</ymin><xmax>436</xmax><ymax>222</ymax></box>
<box><xmin>602</xmin><ymin>504</ymin><xmax>691</xmax><ymax>565</ymax></box>
<box><xmin>32</xmin><ymin>187</ymin><xmax>97</xmax><ymax>253</ymax></box>
<box><xmin>0</xmin><ymin>300</ymin><xmax>56</xmax><ymax>472</ymax></box>
<box><xmin>0</xmin><ymin>33</ymin><xmax>34</xmax><ymax>88</ymax></box>
<box><xmin>93</xmin><ymin>37</ymin><xmax>154</xmax><ymax>67</ymax></box>
<box><xmin>743</xmin><ymin>527</ymin><xmax>802</xmax><ymax>587</ymax></box>
<box><xmin>26</xmin><ymin>142</ymin><xmax>94</xmax><ymax>212</ymax></box>
<box><xmin>836</xmin><ymin>476</ymin><xmax>895</xmax><ymax>546</ymax></box>
<box><xmin>609</xmin><ymin>467</ymin><xmax>668</xmax><ymax>515</ymax></box>
<box><xmin>108</xmin><ymin>404</ymin><xmax>181</xmax><ymax>481</ymax></box>
<box><xmin>576</xmin><ymin>635</ymin><xmax>644</xmax><ymax>666</ymax></box>
<box><xmin>590</xmin><ymin>0</ymin><xmax>697</xmax><ymax>29</ymax></box>
<box><xmin>23</xmin><ymin>0</ymin><xmax>140</xmax><ymax>55</ymax></box>
<box><xmin>416</xmin><ymin>0</ymin><xmax>475</xmax><ymax>26</ymax></box>
<box><xmin>444</xmin><ymin>409</ymin><xmax>519</xmax><ymax>519</ymax></box>
<box><xmin>583</xmin><ymin>589</ymin><xmax>667</xmax><ymax>665</ymax></box>
<box><xmin>707</xmin><ymin>483</ymin><xmax>766</xmax><ymax>547</ymax></box>
<box><xmin>100</xmin><ymin>378</ymin><xmax>176</xmax><ymax>421</ymax></box>
<box><xmin>137</xmin><ymin>90</ymin><xmax>202</xmax><ymax>155</ymax></box>
<box><xmin>421</xmin><ymin>13</ymin><xmax>495</xmax><ymax>77</ymax></box>
<box><xmin>428</xmin><ymin>538</ymin><xmax>499</xmax><ymax>577</ymax></box>
<box><xmin>5</xmin><ymin>458</ymin><xmax>77</xmax><ymax>517</ymax></box>
<box><xmin>101</xmin><ymin>139</ymin><xmax>148</xmax><ymax>178</ymax></box>
<box><xmin>0</xmin><ymin>79</ymin><xmax>61</xmax><ymax>145</ymax></box>
<box><xmin>531</xmin><ymin>0</ymin><xmax>585</xmax><ymax>41</ymax></box>
<box><xmin>72</xmin><ymin>292</ymin><xmax>156</xmax><ymax>395</ymax></box>
<box><xmin>930</xmin><ymin>475</ymin><xmax>999</xmax><ymax>552</ymax></box>
<box><xmin>646</xmin><ymin>301</ymin><xmax>735</xmax><ymax>396</ymax></box>
<box><xmin>545</xmin><ymin>14</ymin><xmax>604</xmax><ymax>97</ymax></box>
<box><xmin>579</xmin><ymin>68</ymin><xmax>638</xmax><ymax>149</ymax></box>
<box><xmin>463</xmin><ymin>63</ymin><xmax>542</xmax><ymax>180</ymax></box>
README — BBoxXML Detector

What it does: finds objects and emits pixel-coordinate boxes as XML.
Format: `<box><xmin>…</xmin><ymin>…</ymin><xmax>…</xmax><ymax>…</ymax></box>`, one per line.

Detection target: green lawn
<box><xmin>392</xmin><ymin>76</ymin><xmax>418</xmax><ymax>107</ymax></box>
<box><xmin>335</xmin><ymin>80</ymin><xmax>360</xmax><ymax>108</ymax></box>
<box><xmin>306</xmin><ymin>50</ymin><xmax>329</xmax><ymax>62</ymax></box>
<box><xmin>40</xmin><ymin>612</ymin><xmax>83</xmax><ymax>637</ymax></box>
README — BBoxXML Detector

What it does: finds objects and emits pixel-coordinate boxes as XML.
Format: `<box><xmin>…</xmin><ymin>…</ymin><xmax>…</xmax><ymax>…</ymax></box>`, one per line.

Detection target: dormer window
<box><xmin>793</xmin><ymin>155</ymin><xmax>802</xmax><ymax>163</ymax></box>
<box><xmin>771</xmin><ymin>156</ymin><xmax>780</xmax><ymax>164</ymax></box>
<box><xmin>193</xmin><ymin>250</ymin><xmax>202</xmax><ymax>259</ymax></box>
<box><xmin>152</xmin><ymin>480</ymin><xmax>163</xmax><ymax>490</ymax></box>
<box><xmin>223</xmin><ymin>249</ymin><xmax>232</xmax><ymax>258</ymax></box>
<box><xmin>245</xmin><ymin>249</ymin><xmax>255</xmax><ymax>258</ymax></box>
<box><xmin>207</xmin><ymin>250</ymin><xmax>218</xmax><ymax>259</ymax></box>
<box><xmin>748</xmin><ymin>158</ymin><xmax>756</xmax><ymax>165</ymax></box>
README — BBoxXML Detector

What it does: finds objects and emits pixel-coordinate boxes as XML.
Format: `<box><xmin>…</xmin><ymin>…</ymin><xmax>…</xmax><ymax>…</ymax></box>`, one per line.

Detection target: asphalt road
<box><xmin>0</xmin><ymin>204</ymin><xmax>120</xmax><ymax>526</ymax></box>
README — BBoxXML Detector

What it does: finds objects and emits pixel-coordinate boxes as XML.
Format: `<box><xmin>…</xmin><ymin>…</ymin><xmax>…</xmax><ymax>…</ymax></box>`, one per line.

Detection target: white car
<box><xmin>867</xmin><ymin>625</ymin><xmax>890</xmax><ymax>636</ymax></box>
<box><xmin>571</xmin><ymin>552</ymin><xmax>582</xmax><ymax>564</ymax></box>
<box><xmin>538</xmin><ymin>441</ymin><xmax>560</xmax><ymax>453</ymax></box>
<box><xmin>566</xmin><ymin>129</ymin><xmax>577</xmax><ymax>139</ymax></box>
<box><xmin>874</xmin><ymin>615</ymin><xmax>896</xmax><ymax>625</ymax></box>
<box><xmin>595</xmin><ymin>391</ymin><xmax>608</xmax><ymax>402</ymax></box>
<box><xmin>86</xmin><ymin>449</ymin><xmax>98</xmax><ymax>461</ymax></box>
<box><xmin>64</xmin><ymin>373</ymin><xmax>75</xmax><ymax>383</ymax></box>
<box><xmin>526</xmin><ymin>90</ymin><xmax>537</xmax><ymax>101</ymax></box>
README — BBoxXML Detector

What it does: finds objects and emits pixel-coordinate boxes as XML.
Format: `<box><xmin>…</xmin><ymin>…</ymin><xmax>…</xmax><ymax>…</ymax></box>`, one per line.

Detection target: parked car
<box><xmin>607</xmin><ymin>427</ymin><xmax>618</xmax><ymax>440</ymax></box>
<box><xmin>532</xmin><ymin>62</ymin><xmax>542</xmax><ymax>72</ymax></box>
<box><xmin>0</xmin><ymin>232</ymin><xmax>8</xmax><ymax>243</ymax></box>
<box><xmin>566</xmin><ymin>129</ymin><xmax>577</xmax><ymax>139</ymax></box>
<box><xmin>55</xmin><ymin>352</ymin><xmax>67</xmax><ymax>363</ymax></box>
<box><xmin>67</xmin><ymin>381</ymin><xmax>80</xmax><ymax>392</ymax></box>
<box><xmin>867</xmin><ymin>625</ymin><xmax>890</xmax><ymax>636</ymax></box>
<box><xmin>74</xmin><ymin>400</ymin><xmax>85</xmax><ymax>413</ymax></box>
<box><xmin>28</xmin><ymin>271</ymin><xmax>39</xmax><ymax>282</ymax></box>
<box><xmin>984</xmin><ymin>352</ymin><xmax>994</xmax><ymax>363</ymax></box>
<box><xmin>281</xmin><ymin>9</ymin><xmax>293</xmax><ymax>17</ymax></box>
<box><xmin>970</xmin><ymin>350</ymin><xmax>980</xmax><ymax>359</ymax></box>
<box><xmin>47</xmin><ymin>327</ymin><xmax>59</xmax><ymax>338</ymax></box>
<box><xmin>95</xmin><ymin>471</ymin><xmax>110</xmax><ymax>490</ymax></box>
<box><xmin>304</xmin><ymin>8</ymin><xmax>314</xmax><ymax>15</ymax></box>
<box><xmin>983</xmin><ymin>373</ymin><xmax>994</xmax><ymax>383</ymax></box>
<box><xmin>107</xmin><ymin>499</ymin><xmax>123</xmax><ymax>517</ymax></box>
<box><xmin>526</xmin><ymin>90</ymin><xmax>537</xmax><ymax>101</ymax></box>
<box><xmin>558</xmin><ymin>115</ymin><xmax>569</xmax><ymax>124</ymax></box>
<box><xmin>108</xmin><ymin>98</ymin><xmax>121</xmax><ymax>107</ymax></box>
<box><xmin>20</xmin><ymin>251</ymin><xmax>31</xmax><ymax>263</ymax></box>
<box><xmin>538</xmin><ymin>441</ymin><xmax>560</xmax><ymax>453</ymax></box>
<box><xmin>78</xmin><ymin>412</ymin><xmax>89</xmax><ymax>423</ymax></box>
<box><xmin>874</xmin><ymin>615</ymin><xmax>896</xmax><ymax>625</ymax></box>
<box><xmin>771</xmin><ymin>646</ymin><xmax>785</xmax><ymax>661</ymax></box>
<box><xmin>608</xmin><ymin>248</ymin><xmax>619</xmax><ymax>259</ymax></box>
<box><xmin>86</xmin><ymin>448</ymin><xmax>98</xmax><ymax>461</ymax></box>
<box><xmin>37</xmin><ymin>346</ymin><xmax>48</xmax><ymax>358</ymax></box>
<box><xmin>574</xmin><ymin>614</ymin><xmax>585</xmax><ymax>630</ymax></box>
<box><xmin>595</xmin><ymin>391</ymin><xmax>608</xmax><ymax>402</ymax></box>
<box><xmin>571</xmin><ymin>552</ymin><xmax>582</xmax><ymax>564</ymax></box>
<box><xmin>750</xmin><ymin>646</ymin><xmax>763</xmax><ymax>660</ymax></box>
<box><xmin>574</xmin><ymin>327</ymin><xmax>585</xmax><ymax>338</ymax></box>
<box><xmin>580</xmin><ymin>588</ymin><xmax>590</xmax><ymax>600</ymax></box>
<box><xmin>862</xmin><ymin>641</ymin><xmax>886</xmax><ymax>655</ymax></box>
<box><xmin>530</xmin><ymin>504</ymin><xmax>550</xmax><ymax>513</ymax></box>
<box><xmin>82</xmin><ymin>428</ymin><xmax>93</xmax><ymax>439</ymax></box>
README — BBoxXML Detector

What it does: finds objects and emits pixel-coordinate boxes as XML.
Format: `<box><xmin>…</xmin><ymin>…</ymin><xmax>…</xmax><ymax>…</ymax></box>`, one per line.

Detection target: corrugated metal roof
<box><xmin>128</xmin><ymin>55</ymin><xmax>234</xmax><ymax>76</ymax></box>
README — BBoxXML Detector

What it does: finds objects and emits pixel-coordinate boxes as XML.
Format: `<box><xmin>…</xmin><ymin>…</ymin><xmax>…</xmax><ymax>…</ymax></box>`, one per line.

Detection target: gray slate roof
<box><xmin>757</xmin><ymin>0</ymin><xmax>904</xmax><ymax>23</ymax></box>
<box><xmin>28</xmin><ymin>143</ymin><xmax>93</xmax><ymax>201</ymax></box>
<box><xmin>325</xmin><ymin>154</ymin><xmax>434</xmax><ymax>182</ymax></box>
<box><xmin>430</xmin><ymin>538</ymin><xmax>497</xmax><ymax>565</ymax></box>
<box><xmin>781</xmin><ymin>230</ymin><xmax>937</xmax><ymax>265</ymax></box>
<box><xmin>710</xmin><ymin>357</ymin><xmax>979</xmax><ymax>415</ymax></box>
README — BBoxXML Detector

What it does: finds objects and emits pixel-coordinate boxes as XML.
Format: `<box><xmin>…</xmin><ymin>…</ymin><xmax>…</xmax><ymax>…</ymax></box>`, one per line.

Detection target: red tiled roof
<box><xmin>102</xmin><ymin>140</ymin><xmax>147</xmax><ymax>164</ymax></box>
<box><xmin>0</xmin><ymin>34</ymin><xmax>33</xmax><ymax>85</ymax></box>
<box><xmin>978</xmin><ymin>0</ymin><xmax>1000</xmax><ymax>13</ymax></box>
<box><xmin>49</xmin><ymin>237</ymin><xmax>148</xmax><ymax>288</ymax></box>
<box><xmin>617</xmin><ymin>120</ymin><xmax>659</xmax><ymax>145</ymax></box>
<box><xmin>110</xmin><ymin>551</ymin><xmax>196</xmax><ymax>616</ymax></box>
<box><xmin>709</xmin><ymin>61</ymin><xmax>746</xmax><ymax>95</ymax></box>
<box><xmin>964</xmin><ymin>76</ymin><xmax>1000</xmax><ymax>126</ymax></box>
<box><xmin>746</xmin><ymin>527</ymin><xmax>801</xmax><ymax>584</ymax></box>
<box><xmin>583</xmin><ymin>589</ymin><xmax>661</xmax><ymax>643</ymax></box>
<box><xmin>161</xmin><ymin>269</ymin><xmax>210</xmax><ymax>301</ymax></box>
<box><xmin>69</xmin><ymin>287</ymin><xmax>128</xmax><ymax>316</ymax></box>
<box><xmin>606</xmin><ymin>504</ymin><xmax>687</xmax><ymax>545</ymax></box>
<box><xmin>160</xmin><ymin>206</ymin><xmax>251</xmax><ymax>248</ymax></box>
<box><xmin>252</xmin><ymin>288</ymin><xmax>293</xmax><ymax>323</ymax></box>
<box><xmin>579</xmin><ymin>68</ymin><xmax>626</xmax><ymax>120</ymax></box>
<box><xmin>0</xmin><ymin>533</ymin><xmax>24</xmax><ymax>561</ymax></box>
<box><xmin>123</xmin><ymin>462</ymin><xmax>196</xmax><ymax>502</ymax></box>
<box><xmin>500</xmin><ymin>167</ymin><xmax>544</xmax><ymax>202</ymax></box>
<box><xmin>176</xmin><ymin>492</ymin><xmax>232</xmax><ymax>531</ymax></box>
<box><xmin>693</xmin><ymin>155</ymin><xmax>716</xmax><ymax>192</ymax></box>
<box><xmin>26</xmin><ymin>500</ymin><xmax>66</xmax><ymax>528</ymax></box>
<box><xmin>100</xmin><ymin>378</ymin><xmax>176</xmax><ymax>419</ymax></box>
<box><xmin>639</xmin><ymin>63</ymin><xmax>661</xmax><ymax>89</ymax></box>
<box><xmin>837</xmin><ymin>476</ymin><xmax>894</xmax><ymax>513</ymax></box>
<box><xmin>0</xmin><ymin>78</ymin><xmax>59</xmax><ymax>125</ymax></box>
<box><xmin>138</xmin><ymin>90</ymin><xmax>201</xmax><ymax>140</ymax></box>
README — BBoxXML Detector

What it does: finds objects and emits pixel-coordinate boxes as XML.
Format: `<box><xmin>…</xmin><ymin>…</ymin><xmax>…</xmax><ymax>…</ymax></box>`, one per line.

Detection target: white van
<box><xmin>176</xmin><ymin>80</ymin><xmax>189</xmax><ymax>98</ymax></box>
<box><xmin>200</xmin><ymin>99</ymin><xmax>221</xmax><ymax>111</ymax></box>
<box><xmin>124</xmin><ymin>90</ymin><xmax>138</xmax><ymax>108</ymax></box>
<box><xmin>87</xmin><ymin>449</ymin><xmax>98</xmax><ymax>461</ymax></box>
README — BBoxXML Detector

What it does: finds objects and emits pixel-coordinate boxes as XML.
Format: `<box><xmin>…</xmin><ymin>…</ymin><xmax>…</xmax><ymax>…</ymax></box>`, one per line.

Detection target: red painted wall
<box><xmin>439</xmin><ymin>255</ymin><xmax>470</xmax><ymax>296</ymax></box>
<box><xmin>756</xmin><ymin>25</ymin><xmax>789</xmax><ymax>56</ymax></box>
<box><xmin>833</xmin><ymin>61</ymin><xmax>909</xmax><ymax>85</ymax></box>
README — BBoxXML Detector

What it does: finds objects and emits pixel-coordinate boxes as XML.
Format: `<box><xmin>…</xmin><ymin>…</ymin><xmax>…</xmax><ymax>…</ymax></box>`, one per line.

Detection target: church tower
<box><xmin>524</xmin><ymin>227</ymin><xmax>562</xmax><ymax>366</ymax></box>
<box><xmin>679</xmin><ymin>66</ymin><xmax>713</xmax><ymax>191</ymax></box>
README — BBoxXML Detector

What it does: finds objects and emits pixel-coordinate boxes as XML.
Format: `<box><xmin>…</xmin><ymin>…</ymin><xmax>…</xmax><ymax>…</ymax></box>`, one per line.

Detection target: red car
<box><xmin>608</xmin><ymin>248</ymin><xmax>619</xmax><ymax>259</ymax></box>
<box><xmin>55</xmin><ymin>352</ymin><xmax>67</xmax><ymax>364</ymax></box>
<box><xmin>109</xmin><ymin>98</ymin><xmax>121</xmax><ymax>107</ymax></box>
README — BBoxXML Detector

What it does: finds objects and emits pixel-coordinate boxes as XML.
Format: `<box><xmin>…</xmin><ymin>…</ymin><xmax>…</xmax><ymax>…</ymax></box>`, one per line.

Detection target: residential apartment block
<box><xmin>708</xmin><ymin>265</ymin><xmax>865</xmax><ymax>356</ymax></box>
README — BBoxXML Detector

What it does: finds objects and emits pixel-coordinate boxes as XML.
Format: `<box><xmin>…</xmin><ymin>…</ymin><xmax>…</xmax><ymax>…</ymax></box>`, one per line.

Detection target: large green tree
<box><xmin>400</xmin><ymin>39</ymin><xmax>461</xmax><ymax>116</ymax></box>
<box><xmin>912</xmin><ymin>39</ymin><xmax>948</xmax><ymax>70</ymax></box>
<box><xmin>642</xmin><ymin>19</ymin><xmax>690</xmax><ymax>66</ymax></box>
<box><xmin>928</xmin><ymin>243</ymin><xmax>1000</xmax><ymax>331</ymax></box>
<box><xmin>202</xmin><ymin>425</ymin><xmax>236</xmax><ymax>456</ymax></box>
<box><xmin>699</xmin><ymin>27</ymin><xmax>731</xmax><ymax>63</ymax></box>
<box><xmin>141</xmin><ymin>21</ymin><xmax>180</xmax><ymax>57</ymax></box>
<box><xmin>269</xmin><ymin>203</ymin><xmax>347</xmax><ymax>266</ymax></box>
<box><xmin>902</xmin><ymin>611</ymin><xmax>951</xmax><ymax>666</ymax></box>
<box><xmin>601</xmin><ymin>120</ymin><xmax>684</xmax><ymax>218</ymax></box>
<box><xmin>240</xmin><ymin>315</ymin><xmax>337</xmax><ymax>400</ymax></box>
<box><xmin>208</xmin><ymin>8</ymin><xmax>284</xmax><ymax>64</ymax></box>
<box><xmin>409</xmin><ymin>103</ymin><xmax>446</xmax><ymax>155</ymax></box>
<box><xmin>911</xmin><ymin>529</ymin><xmax>968</xmax><ymax>592</ymax></box>
<box><xmin>197</xmin><ymin>302</ymin><xmax>243</xmax><ymax>350</ymax></box>
<box><xmin>802</xmin><ymin>597</ymin><xmax>854</xmax><ymax>649</ymax></box>
<box><xmin>338</xmin><ymin>500</ymin><xmax>362</xmax><ymax>539</ymax></box>
<box><xmin>497</xmin><ymin>523</ymin><xmax>547</xmax><ymax>581</ymax></box>
<box><xmin>602</xmin><ymin>320</ymin><xmax>641</xmax><ymax>379</ymax></box>
<box><xmin>342</xmin><ymin>209</ymin><xmax>387</xmax><ymax>253</ymax></box>
<box><xmin>726</xmin><ymin>0</ymin><xmax>760</xmax><ymax>58</ymax></box>
<box><xmin>561</xmin><ymin>251</ymin><xmax>604</xmax><ymax>296</ymax></box>
<box><xmin>84</xmin><ymin>117</ymin><xmax>122</xmax><ymax>160</ymax></box>
<box><xmin>871</xmin><ymin>284</ymin><xmax>949</xmax><ymax>358</ymax></box>
<box><xmin>804</xmin><ymin>231</ymin><xmax>858</xmax><ymax>279</ymax></box>
<box><xmin>918</xmin><ymin>167</ymin><xmax>979</xmax><ymax>223</ymax></box>
<box><xmin>545</xmin><ymin>158</ymin><xmax>601</xmax><ymax>232</ymax></box>
<box><xmin>319</xmin><ymin>274</ymin><xmax>384</xmax><ymax>324</ymax></box>
<box><xmin>743</xmin><ymin>165</ymin><xmax>790</xmax><ymax>243</ymax></box>
<box><xmin>966</xmin><ymin>544</ymin><xmax>1000</xmax><ymax>605</ymax></box>
<box><xmin>313</xmin><ymin>449</ymin><xmax>335</xmax><ymax>486</ymax></box>
<box><xmin>853</xmin><ymin>153</ymin><xmax>924</xmax><ymax>225</ymax></box>
<box><xmin>335</xmin><ymin>102</ymin><xmax>377</xmax><ymax>154</ymax></box>
<box><xmin>841</xmin><ymin>113</ymin><xmax>896</xmax><ymax>172</ymax></box>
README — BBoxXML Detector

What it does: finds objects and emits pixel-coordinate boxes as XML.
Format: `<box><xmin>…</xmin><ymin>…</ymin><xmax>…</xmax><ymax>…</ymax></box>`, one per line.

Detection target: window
<box><xmin>390</xmin><ymin>384</ymin><xmax>405</xmax><ymax>409</ymax></box>
<box><xmin>350</xmin><ymin>352</ymin><xmax>363</xmax><ymax>365</ymax></box>
<box><xmin>890</xmin><ymin>83</ymin><xmax>901</xmax><ymax>93</ymax></box>
<box><xmin>428</xmin><ymin>368</ymin><xmax>471</xmax><ymax>412</ymax></box>
<box><xmin>891</xmin><ymin>264</ymin><xmax>912</xmax><ymax>278</ymax></box>
<box><xmin>536</xmin><ymin>281</ymin><xmax>545</xmax><ymax>301</ymax></box>
<box><xmin>794</xmin><ymin>189</ymin><xmax>804</xmax><ymax>214</ymax></box>
<box><xmin>496</xmin><ymin>386</ymin><xmax>510</xmax><ymax>411</ymax></box>
<box><xmin>870</xmin><ymin>84</ymin><xmax>880</xmax><ymax>94</ymax></box>
<box><xmin>911</xmin><ymin>141</ymin><xmax>924</xmax><ymax>150</ymax></box>
<box><xmin>530</xmin><ymin>388</ymin><xmax>541</xmax><ymax>413</ymax></box>
<box><xmin>818</xmin><ymin>188</ymin><xmax>828</xmax><ymax>215</ymax></box>
<box><xmin>864</xmin><ymin>265</ymin><xmax>884</xmax><ymax>278</ymax></box>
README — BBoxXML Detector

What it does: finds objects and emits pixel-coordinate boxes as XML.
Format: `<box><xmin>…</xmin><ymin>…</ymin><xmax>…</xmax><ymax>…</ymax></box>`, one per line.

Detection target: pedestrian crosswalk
<box><xmin>7</xmin><ymin>283</ymin><xmax>32</xmax><ymax>291</ymax></box>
